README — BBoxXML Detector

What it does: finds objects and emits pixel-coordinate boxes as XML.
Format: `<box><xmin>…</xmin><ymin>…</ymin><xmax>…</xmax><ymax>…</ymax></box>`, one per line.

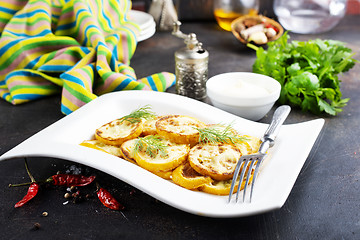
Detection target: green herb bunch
<box><xmin>120</xmin><ymin>105</ymin><xmax>156</xmax><ymax>123</ymax></box>
<box><xmin>196</xmin><ymin>123</ymin><xmax>248</xmax><ymax>145</ymax></box>
<box><xmin>134</xmin><ymin>135</ymin><xmax>168</xmax><ymax>158</ymax></box>
<box><xmin>251</xmin><ymin>32</ymin><xmax>356</xmax><ymax>115</ymax></box>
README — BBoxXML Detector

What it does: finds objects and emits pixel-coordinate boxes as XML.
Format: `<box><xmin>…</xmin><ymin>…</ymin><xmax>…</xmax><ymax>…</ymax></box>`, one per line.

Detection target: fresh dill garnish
<box><xmin>120</xmin><ymin>105</ymin><xmax>156</xmax><ymax>124</ymax></box>
<box><xmin>134</xmin><ymin>135</ymin><xmax>168</xmax><ymax>158</ymax></box>
<box><xmin>196</xmin><ymin>123</ymin><xmax>248</xmax><ymax>144</ymax></box>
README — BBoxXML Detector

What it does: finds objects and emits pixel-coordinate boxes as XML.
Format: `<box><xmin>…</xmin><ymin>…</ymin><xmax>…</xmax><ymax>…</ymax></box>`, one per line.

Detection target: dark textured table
<box><xmin>1</xmin><ymin>15</ymin><xmax>359</xmax><ymax>239</ymax></box>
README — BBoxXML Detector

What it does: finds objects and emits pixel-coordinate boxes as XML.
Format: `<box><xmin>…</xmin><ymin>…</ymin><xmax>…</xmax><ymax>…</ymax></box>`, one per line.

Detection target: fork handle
<box><xmin>259</xmin><ymin>105</ymin><xmax>291</xmax><ymax>154</ymax></box>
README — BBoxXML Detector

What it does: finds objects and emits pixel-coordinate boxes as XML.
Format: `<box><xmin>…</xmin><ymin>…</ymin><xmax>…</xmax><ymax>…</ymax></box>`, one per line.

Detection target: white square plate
<box><xmin>0</xmin><ymin>91</ymin><xmax>324</xmax><ymax>217</ymax></box>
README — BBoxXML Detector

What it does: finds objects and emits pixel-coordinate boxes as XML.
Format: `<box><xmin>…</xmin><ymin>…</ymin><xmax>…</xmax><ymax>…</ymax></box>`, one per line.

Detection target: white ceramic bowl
<box><xmin>206</xmin><ymin>72</ymin><xmax>281</xmax><ymax>121</ymax></box>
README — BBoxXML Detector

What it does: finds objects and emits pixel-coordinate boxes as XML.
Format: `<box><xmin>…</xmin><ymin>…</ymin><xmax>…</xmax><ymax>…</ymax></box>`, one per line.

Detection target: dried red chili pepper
<box><xmin>14</xmin><ymin>182</ymin><xmax>39</xmax><ymax>208</ymax></box>
<box><xmin>264</xmin><ymin>23</ymin><xmax>279</xmax><ymax>32</ymax></box>
<box><xmin>49</xmin><ymin>174</ymin><xmax>96</xmax><ymax>187</ymax></box>
<box><xmin>97</xmin><ymin>184</ymin><xmax>124</xmax><ymax>211</ymax></box>
<box><xmin>14</xmin><ymin>159</ymin><xmax>39</xmax><ymax>208</ymax></box>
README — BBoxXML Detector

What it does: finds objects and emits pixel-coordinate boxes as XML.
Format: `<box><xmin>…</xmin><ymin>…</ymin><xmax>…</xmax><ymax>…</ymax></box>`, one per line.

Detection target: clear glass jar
<box><xmin>274</xmin><ymin>0</ymin><xmax>347</xmax><ymax>34</ymax></box>
<box><xmin>213</xmin><ymin>0</ymin><xmax>260</xmax><ymax>31</ymax></box>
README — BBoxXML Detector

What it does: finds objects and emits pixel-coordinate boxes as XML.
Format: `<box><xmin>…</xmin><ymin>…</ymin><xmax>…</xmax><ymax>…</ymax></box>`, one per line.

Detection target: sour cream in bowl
<box><xmin>206</xmin><ymin>72</ymin><xmax>281</xmax><ymax>121</ymax></box>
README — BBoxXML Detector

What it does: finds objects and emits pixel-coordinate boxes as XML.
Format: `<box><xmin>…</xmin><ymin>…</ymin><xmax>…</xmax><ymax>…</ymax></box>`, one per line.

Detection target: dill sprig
<box><xmin>196</xmin><ymin>123</ymin><xmax>248</xmax><ymax>144</ymax></box>
<box><xmin>120</xmin><ymin>105</ymin><xmax>156</xmax><ymax>124</ymax></box>
<box><xmin>134</xmin><ymin>135</ymin><xmax>168</xmax><ymax>158</ymax></box>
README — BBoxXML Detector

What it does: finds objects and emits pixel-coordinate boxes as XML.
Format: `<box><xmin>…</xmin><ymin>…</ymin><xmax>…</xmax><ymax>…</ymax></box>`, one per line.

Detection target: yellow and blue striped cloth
<box><xmin>0</xmin><ymin>0</ymin><xmax>175</xmax><ymax>114</ymax></box>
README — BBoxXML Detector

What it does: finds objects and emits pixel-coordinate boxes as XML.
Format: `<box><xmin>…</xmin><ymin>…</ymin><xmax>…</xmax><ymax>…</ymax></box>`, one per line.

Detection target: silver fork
<box><xmin>228</xmin><ymin>105</ymin><xmax>291</xmax><ymax>203</ymax></box>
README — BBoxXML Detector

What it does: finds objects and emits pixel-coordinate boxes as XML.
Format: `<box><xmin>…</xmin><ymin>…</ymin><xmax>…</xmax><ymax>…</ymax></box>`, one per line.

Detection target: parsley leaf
<box><xmin>251</xmin><ymin>32</ymin><xmax>357</xmax><ymax>115</ymax></box>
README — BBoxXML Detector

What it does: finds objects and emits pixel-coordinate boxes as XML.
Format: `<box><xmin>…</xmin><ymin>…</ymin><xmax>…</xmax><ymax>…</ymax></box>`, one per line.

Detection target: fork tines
<box><xmin>228</xmin><ymin>154</ymin><xmax>265</xmax><ymax>203</ymax></box>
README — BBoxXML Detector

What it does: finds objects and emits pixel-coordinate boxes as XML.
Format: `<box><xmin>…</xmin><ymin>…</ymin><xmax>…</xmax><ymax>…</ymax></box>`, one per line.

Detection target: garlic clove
<box><xmin>265</xmin><ymin>27</ymin><xmax>277</xmax><ymax>39</ymax></box>
<box><xmin>248</xmin><ymin>31</ymin><xmax>268</xmax><ymax>45</ymax></box>
<box><xmin>240</xmin><ymin>24</ymin><xmax>264</xmax><ymax>41</ymax></box>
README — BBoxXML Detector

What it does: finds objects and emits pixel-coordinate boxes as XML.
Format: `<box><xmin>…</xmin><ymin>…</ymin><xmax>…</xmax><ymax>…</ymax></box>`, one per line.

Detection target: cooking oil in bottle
<box><xmin>213</xmin><ymin>0</ymin><xmax>259</xmax><ymax>31</ymax></box>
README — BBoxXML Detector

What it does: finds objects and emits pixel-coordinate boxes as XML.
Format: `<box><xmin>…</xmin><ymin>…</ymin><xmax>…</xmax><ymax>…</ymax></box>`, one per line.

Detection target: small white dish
<box><xmin>206</xmin><ymin>72</ymin><xmax>281</xmax><ymax>121</ymax></box>
<box><xmin>128</xmin><ymin>10</ymin><xmax>156</xmax><ymax>42</ymax></box>
<box><xmin>128</xmin><ymin>10</ymin><xmax>155</xmax><ymax>31</ymax></box>
<box><xmin>0</xmin><ymin>91</ymin><xmax>324</xmax><ymax>218</ymax></box>
<box><xmin>137</xmin><ymin>21</ymin><xmax>156</xmax><ymax>42</ymax></box>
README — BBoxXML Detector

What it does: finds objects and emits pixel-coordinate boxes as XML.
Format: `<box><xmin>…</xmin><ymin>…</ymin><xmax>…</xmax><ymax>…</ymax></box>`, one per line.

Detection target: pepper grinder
<box><xmin>172</xmin><ymin>21</ymin><xmax>209</xmax><ymax>100</ymax></box>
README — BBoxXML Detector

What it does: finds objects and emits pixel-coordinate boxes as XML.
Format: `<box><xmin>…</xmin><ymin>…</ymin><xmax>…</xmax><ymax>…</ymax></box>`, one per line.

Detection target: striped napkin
<box><xmin>0</xmin><ymin>0</ymin><xmax>175</xmax><ymax>115</ymax></box>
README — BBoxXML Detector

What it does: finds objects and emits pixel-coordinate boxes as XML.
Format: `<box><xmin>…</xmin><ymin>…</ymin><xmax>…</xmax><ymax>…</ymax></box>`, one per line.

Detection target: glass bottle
<box><xmin>213</xmin><ymin>0</ymin><xmax>260</xmax><ymax>31</ymax></box>
<box><xmin>274</xmin><ymin>0</ymin><xmax>347</xmax><ymax>34</ymax></box>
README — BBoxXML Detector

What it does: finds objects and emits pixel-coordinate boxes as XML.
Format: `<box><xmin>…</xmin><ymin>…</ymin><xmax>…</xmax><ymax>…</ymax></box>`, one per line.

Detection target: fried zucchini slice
<box><xmin>133</xmin><ymin>136</ymin><xmax>190</xmax><ymax>172</ymax></box>
<box><xmin>80</xmin><ymin>140</ymin><xmax>123</xmax><ymax>157</ymax></box>
<box><xmin>120</xmin><ymin>138</ymin><xmax>138</xmax><ymax>164</ymax></box>
<box><xmin>172</xmin><ymin>162</ymin><xmax>212</xmax><ymax>190</ymax></box>
<box><xmin>121</xmin><ymin>138</ymin><xmax>176</xmax><ymax>178</ymax></box>
<box><xmin>199</xmin><ymin>174</ymin><xmax>253</xmax><ymax>195</ymax></box>
<box><xmin>188</xmin><ymin>143</ymin><xmax>242</xmax><ymax>181</ymax></box>
<box><xmin>239</xmin><ymin>135</ymin><xmax>261</xmax><ymax>153</ymax></box>
<box><xmin>234</xmin><ymin>141</ymin><xmax>252</xmax><ymax>156</ymax></box>
<box><xmin>151</xmin><ymin>169</ymin><xmax>173</xmax><ymax>180</ymax></box>
<box><xmin>141</xmin><ymin>116</ymin><xmax>161</xmax><ymax>136</ymax></box>
<box><xmin>95</xmin><ymin>118</ymin><xmax>144</xmax><ymax>146</ymax></box>
<box><xmin>155</xmin><ymin>115</ymin><xmax>206</xmax><ymax>146</ymax></box>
